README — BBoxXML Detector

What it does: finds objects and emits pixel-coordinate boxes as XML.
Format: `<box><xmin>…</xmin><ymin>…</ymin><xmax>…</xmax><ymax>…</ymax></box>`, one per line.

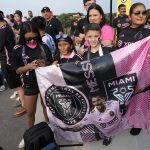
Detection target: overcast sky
<box><xmin>1</xmin><ymin>0</ymin><xmax>150</xmax><ymax>17</ymax></box>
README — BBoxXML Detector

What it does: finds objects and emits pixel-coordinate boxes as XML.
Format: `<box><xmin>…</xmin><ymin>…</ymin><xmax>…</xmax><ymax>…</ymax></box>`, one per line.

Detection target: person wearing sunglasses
<box><xmin>117</xmin><ymin>2</ymin><xmax>149</xmax><ymax>49</ymax></box>
<box><xmin>12</xmin><ymin>21</ymin><xmax>53</xmax><ymax>148</ymax></box>
<box><xmin>53</xmin><ymin>34</ymin><xmax>82</xmax><ymax>64</ymax></box>
<box><xmin>116</xmin><ymin>2</ymin><xmax>150</xmax><ymax>136</ymax></box>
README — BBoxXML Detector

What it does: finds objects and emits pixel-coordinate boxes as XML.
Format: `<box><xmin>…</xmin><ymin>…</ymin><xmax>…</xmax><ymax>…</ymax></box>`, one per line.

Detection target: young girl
<box><xmin>53</xmin><ymin>34</ymin><xmax>82</xmax><ymax>64</ymax></box>
<box><xmin>82</xmin><ymin>23</ymin><xmax>114</xmax><ymax>60</ymax></box>
<box><xmin>12</xmin><ymin>21</ymin><xmax>53</xmax><ymax>148</ymax></box>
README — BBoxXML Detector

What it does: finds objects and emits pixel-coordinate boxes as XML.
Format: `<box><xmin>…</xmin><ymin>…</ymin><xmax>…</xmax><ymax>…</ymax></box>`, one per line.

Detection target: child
<box><xmin>82</xmin><ymin>23</ymin><xmax>115</xmax><ymax>60</ymax></box>
<box><xmin>12</xmin><ymin>21</ymin><xmax>53</xmax><ymax>148</ymax></box>
<box><xmin>79</xmin><ymin>23</ymin><xmax>115</xmax><ymax>60</ymax></box>
<box><xmin>53</xmin><ymin>34</ymin><xmax>82</xmax><ymax>64</ymax></box>
<box><xmin>31</xmin><ymin>16</ymin><xmax>55</xmax><ymax>57</ymax></box>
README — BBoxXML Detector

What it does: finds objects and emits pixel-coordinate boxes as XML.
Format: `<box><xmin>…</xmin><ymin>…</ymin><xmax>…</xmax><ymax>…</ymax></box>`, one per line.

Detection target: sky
<box><xmin>0</xmin><ymin>0</ymin><xmax>150</xmax><ymax>17</ymax></box>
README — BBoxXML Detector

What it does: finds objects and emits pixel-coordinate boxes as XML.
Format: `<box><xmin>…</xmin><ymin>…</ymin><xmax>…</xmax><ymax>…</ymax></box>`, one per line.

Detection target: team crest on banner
<box><xmin>45</xmin><ymin>85</ymin><xmax>89</xmax><ymax>125</ymax></box>
<box><xmin>104</xmin><ymin>73</ymin><xmax>137</xmax><ymax>105</ymax></box>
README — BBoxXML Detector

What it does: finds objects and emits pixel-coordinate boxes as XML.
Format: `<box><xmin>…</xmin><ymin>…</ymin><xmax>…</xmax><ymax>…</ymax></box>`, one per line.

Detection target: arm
<box><xmin>16</xmin><ymin>60</ymin><xmax>38</xmax><ymax>74</ymax></box>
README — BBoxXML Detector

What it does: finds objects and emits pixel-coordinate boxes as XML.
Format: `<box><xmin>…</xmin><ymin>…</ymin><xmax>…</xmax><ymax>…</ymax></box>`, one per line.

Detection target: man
<box><xmin>74</xmin><ymin>0</ymin><xmax>96</xmax><ymax>40</ymax></box>
<box><xmin>41</xmin><ymin>6</ymin><xmax>63</xmax><ymax>44</ymax></box>
<box><xmin>113</xmin><ymin>4</ymin><xmax>130</xmax><ymax>36</ymax></box>
<box><xmin>60</xmin><ymin>95</ymin><xmax>126</xmax><ymax>146</ymax></box>
<box><xmin>27</xmin><ymin>10</ymin><xmax>33</xmax><ymax>21</ymax></box>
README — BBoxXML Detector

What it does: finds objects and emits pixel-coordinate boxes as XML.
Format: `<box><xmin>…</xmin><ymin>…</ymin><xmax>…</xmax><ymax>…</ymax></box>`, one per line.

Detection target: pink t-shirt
<box><xmin>101</xmin><ymin>24</ymin><xmax>114</xmax><ymax>41</ymax></box>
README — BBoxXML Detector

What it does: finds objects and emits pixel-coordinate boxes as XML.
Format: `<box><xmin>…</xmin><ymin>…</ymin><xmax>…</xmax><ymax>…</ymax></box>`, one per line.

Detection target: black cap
<box><xmin>41</xmin><ymin>7</ymin><xmax>50</xmax><ymax>13</ymax></box>
<box><xmin>14</xmin><ymin>10</ymin><xmax>22</xmax><ymax>17</ymax></box>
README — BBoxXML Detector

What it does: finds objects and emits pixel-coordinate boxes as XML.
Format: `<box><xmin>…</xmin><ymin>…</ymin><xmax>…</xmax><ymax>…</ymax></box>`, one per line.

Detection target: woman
<box><xmin>87</xmin><ymin>3</ymin><xmax>115</xmax><ymax>46</ymax></box>
<box><xmin>117</xmin><ymin>2</ymin><xmax>150</xmax><ymax>49</ymax></box>
<box><xmin>12</xmin><ymin>10</ymin><xmax>23</xmax><ymax>44</ymax></box>
<box><xmin>116</xmin><ymin>2</ymin><xmax>150</xmax><ymax>136</ymax></box>
<box><xmin>12</xmin><ymin>21</ymin><xmax>53</xmax><ymax>148</ymax></box>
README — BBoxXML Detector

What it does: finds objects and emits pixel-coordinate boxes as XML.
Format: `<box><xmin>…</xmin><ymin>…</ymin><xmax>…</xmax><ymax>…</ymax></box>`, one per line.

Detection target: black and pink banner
<box><xmin>36</xmin><ymin>36</ymin><xmax>150</xmax><ymax>143</ymax></box>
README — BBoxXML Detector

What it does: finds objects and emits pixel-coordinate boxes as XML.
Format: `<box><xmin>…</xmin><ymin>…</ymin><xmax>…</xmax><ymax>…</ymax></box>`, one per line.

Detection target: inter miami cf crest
<box><xmin>45</xmin><ymin>85</ymin><xmax>89</xmax><ymax>125</ymax></box>
<box><xmin>104</xmin><ymin>73</ymin><xmax>137</xmax><ymax>105</ymax></box>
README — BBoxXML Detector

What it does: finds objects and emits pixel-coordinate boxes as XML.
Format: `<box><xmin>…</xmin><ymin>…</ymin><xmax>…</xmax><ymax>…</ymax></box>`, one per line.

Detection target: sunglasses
<box><xmin>132</xmin><ymin>10</ymin><xmax>147</xmax><ymax>16</ymax></box>
<box><xmin>55</xmin><ymin>34</ymin><xmax>68</xmax><ymax>40</ymax></box>
<box><xmin>25</xmin><ymin>36</ymin><xmax>38</xmax><ymax>42</ymax></box>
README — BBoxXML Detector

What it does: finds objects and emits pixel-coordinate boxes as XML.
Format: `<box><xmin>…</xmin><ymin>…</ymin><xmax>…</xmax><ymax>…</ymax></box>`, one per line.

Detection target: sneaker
<box><xmin>13</xmin><ymin>107</ymin><xmax>26</xmax><ymax>117</ymax></box>
<box><xmin>130</xmin><ymin>128</ymin><xmax>142</xmax><ymax>136</ymax></box>
<box><xmin>0</xmin><ymin>85</ymin><xmax>6</xmax><ymax>92</ymax></box>
<box><xmin>103</xmin><ymin>137</ymin><xmax>111</xmax><ymax>146</ymax></box>
<box><xmin>10</xmin><ymin>91</ymin><xmax>18</xmax><ymax>99</ymax></box>
<box><xmin>18</xmin><ymin>139</ymin><xmax>24</xmax><ymax>149</ymax></box>
<box><xmin>16</xmin><ymin>96</ymin><xmax>20</xmax><ymax>101</ymax></box>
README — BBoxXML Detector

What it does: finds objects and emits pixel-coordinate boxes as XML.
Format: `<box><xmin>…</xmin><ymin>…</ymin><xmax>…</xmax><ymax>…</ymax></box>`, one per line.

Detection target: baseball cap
<box><xmin>41</xmin><ymin>7</ymin><xmax>51</xmax><ymax>13</ymax></box>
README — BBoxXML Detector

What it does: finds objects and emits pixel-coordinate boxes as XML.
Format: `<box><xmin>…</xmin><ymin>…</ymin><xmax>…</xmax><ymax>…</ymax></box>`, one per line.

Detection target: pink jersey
<box><xmin>81</xmin><ymin>101</ymin><xmax>127</xmax><ymax>136</ymax></box>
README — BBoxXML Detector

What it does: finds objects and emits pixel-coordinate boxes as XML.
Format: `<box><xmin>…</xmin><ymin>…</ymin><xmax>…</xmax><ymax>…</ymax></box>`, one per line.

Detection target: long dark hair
<box><xmin>19</xmin><ymin>21</ymin><xmax>42</xmax><ymax>45</ymax></box>
<box><xmin>87</xmin><ymin>3</ymin><xmax>106</xmax><ymax>28</ymax></box>
<box><xmin>129</xmin><ymin>2</ymin><xmax>146</xmax><ymax>16</ymax></box>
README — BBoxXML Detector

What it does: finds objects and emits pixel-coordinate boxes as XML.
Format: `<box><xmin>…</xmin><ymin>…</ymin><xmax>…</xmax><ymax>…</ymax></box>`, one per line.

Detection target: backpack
<box><xmin>23</xmin><ymin>122</ymin><xmax>59</xmax><ymax>150</ymax></box>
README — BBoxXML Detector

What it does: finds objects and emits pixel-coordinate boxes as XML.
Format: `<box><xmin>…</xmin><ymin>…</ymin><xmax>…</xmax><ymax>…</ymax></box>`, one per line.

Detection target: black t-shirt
<box><xmin>83</xmin><ymin>45</ymin><xmax>114</xmax><ymax>60</ymax></box>
<box><xmin>117</xmin><ymin>24</ymin><xmax>150</xmax><ymax>49</ymax></box>
<box><xmin>70</xmin><ymin>20</ymin><xmax>78</xmax><ymax>35</ymax></box>
<box><xmin>12</xmin><ymin>43</ymin><xmax>53</xmax><ymax>87</ymax></box>
<box><xmin>45</xmin><ymin>17</ymin><xmax>63</xmax><ymax>41</ymax></box>
<box><xmin>74</xmin><ymin>18</ymin><xmax>87</xmax><ymax>36</ymax></box>
<box><xmin>54</xmin><ymin>52</ymin><xmax>83</xmax><ymax>64</ymax></box>
<box><xmin>0</xmin><ymin>24</ymin><xmax>15</xmax><ymax>64</ymax></box>
<box><xmin>13</xmin><ymin>23</ymin><xmax>22</xmax><ymax>31</ymax></box>
<box><xmin>113</xmin><ymin>14</ymin><xmax>130</xmax><ymax>36</ymax></box>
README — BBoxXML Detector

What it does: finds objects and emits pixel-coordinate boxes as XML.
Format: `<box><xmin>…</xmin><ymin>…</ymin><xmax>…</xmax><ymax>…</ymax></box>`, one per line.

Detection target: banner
<box><xmin>117</xmin><ymin>0</ymin><xmax>131</xmax><ymax>15</ymax></box>
<box><xmin>36</xmin><ymin>36</ymin><xmax>150</xmax><ymax>144</ymax></box>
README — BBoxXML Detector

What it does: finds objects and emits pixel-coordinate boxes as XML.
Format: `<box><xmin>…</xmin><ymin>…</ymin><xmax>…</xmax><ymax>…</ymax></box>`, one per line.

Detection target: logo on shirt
<box><xmin>103</xmin><ymin>73</ymin><xmax>137</xmax><ymax>105</ymax></box>
<box><xmin>134</xmin><ymin>31</ymin><xmax>143</xmax><ymax>40</ymax></box>
<box><xmin>45</xmin><ymin>85</ymin><xmax>88</xmax><ymax>125</ymax></box>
